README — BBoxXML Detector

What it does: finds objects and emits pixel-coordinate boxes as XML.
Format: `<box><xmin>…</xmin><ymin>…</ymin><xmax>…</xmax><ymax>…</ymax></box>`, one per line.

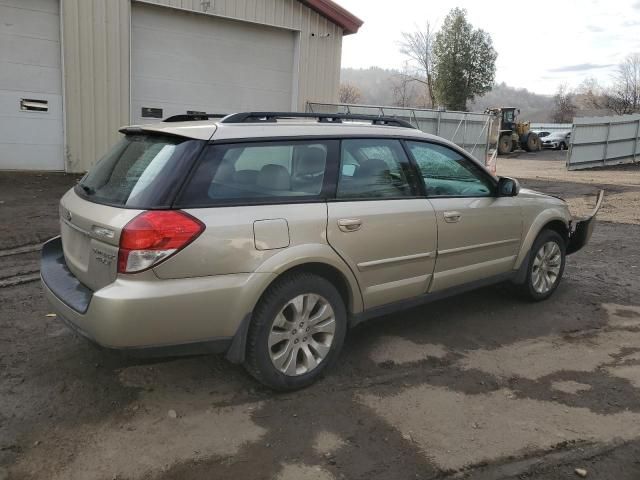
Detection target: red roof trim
<box><xmin>299</xmin><ymin>0</ymin><xmax>363</xmax><ymax>35</ymax></box>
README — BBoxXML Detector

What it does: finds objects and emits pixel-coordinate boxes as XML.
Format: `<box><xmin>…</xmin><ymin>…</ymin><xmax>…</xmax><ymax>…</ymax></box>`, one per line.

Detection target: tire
<box><xmin>559</xmin><ymin>142</ymin><xmax>567</xmax><ymax>151</ymax></box>
<box><xmin>523</xmin><ymin>132</ymin><xmax>540</xmax><ymax>152</ymax></box>
<box><xmin>498</xmin><ymin>135</ymin><xmax>512</xmax><ymax>155</ymax></box>
<box><xmin>517</xmin><ymin>229</ymin><xmax>566</xmax><ymax>301</ymax></box>
<box><xmin>244</xmin><ymin>272</ymin><xmax>347</xmax><ymax>391</ymax></box>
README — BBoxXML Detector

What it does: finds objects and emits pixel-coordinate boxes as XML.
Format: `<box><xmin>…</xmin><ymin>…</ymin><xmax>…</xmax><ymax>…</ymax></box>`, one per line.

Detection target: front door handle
<box><xmin>443</xmin><ymin>211</ymin><xmax>462</xmax><ymax>223</ymax></box>
<box><xmin>338</xmin><ymin>218</ymin><xmax>362</xmax><ymax>232</ymax></box>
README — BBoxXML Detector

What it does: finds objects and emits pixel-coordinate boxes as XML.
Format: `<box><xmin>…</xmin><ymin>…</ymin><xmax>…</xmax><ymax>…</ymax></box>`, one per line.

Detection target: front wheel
<box><xmin>517</xmin><ymin>230</ymin><xmax>566</xmax><ymax>301</ymax></box>
<box><xmin>523</xmin><ymin>132</ymin><xmax>540</xmax><ymax>152</ymax></box>
<box><xmin>498</xmin><ymin>135</ymin><xmax>513</xmax><ymax>155</ymax></box>
<box><xmin>244</xmin><ymin>272</ymin><xmax>347</xmax><ymax>391</ymax></box>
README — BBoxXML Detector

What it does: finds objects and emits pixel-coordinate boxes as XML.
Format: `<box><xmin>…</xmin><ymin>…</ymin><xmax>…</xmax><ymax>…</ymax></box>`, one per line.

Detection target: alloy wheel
<box><xmin>268</xmin><ymin>294</ymin><xmax>336</xmax><ymax>376</ymax></box>
<box><xmin>532</xmin><ymin>241</ymin><xmax>562</xmax><ymax>294</ymax></box>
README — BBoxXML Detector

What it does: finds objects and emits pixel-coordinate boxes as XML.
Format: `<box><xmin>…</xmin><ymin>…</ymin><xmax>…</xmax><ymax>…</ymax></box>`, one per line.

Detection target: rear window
<box><xmin>76</xmin><ymin>135</ymin><xmax>204</xmax><ymax>208</ymax></box>
<box><xmin>176</xmin><ymin>140</ymin><xmax>337</xmax><ymax>207</ymax></box>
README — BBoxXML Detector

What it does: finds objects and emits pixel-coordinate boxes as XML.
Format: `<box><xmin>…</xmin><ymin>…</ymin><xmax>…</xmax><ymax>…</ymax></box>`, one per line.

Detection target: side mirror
<box><xmin>498</xmin><ymin>176</ymin><xmax>520</xmax><ymax>196</ymax></box>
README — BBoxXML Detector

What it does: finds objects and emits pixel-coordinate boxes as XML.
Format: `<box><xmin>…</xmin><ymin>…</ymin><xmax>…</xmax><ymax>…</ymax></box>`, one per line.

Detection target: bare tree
<box><xmin>606</xmin><ymin>53</ymin><xmax>640</xmax><ymax>114</ymax></box>
<box><xmin>399</xmin><ymin>22</ymin><xmax>436</xmax><ymax>108</ymax></box>
<box><xmin>552</xmin><ymin>84</ymin><xmax>577</xmax><ymax>123</ymax></box>
<box><xmin>391</xmin><ymin>63</ymin><xmax>418</xmax><ymax>107</ymax></box>
<box><xmin>576</xmin><ymin>77</ymin><xmax>606</xmax><ymax>110</ymax></box>
<box><xmin>338</xmin><ymin>83</ymin><xmax>362</xmax><ymax>104</ymax></box>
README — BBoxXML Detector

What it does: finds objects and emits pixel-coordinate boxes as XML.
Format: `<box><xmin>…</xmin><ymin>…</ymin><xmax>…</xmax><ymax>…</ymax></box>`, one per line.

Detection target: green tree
<box><xmin>433</xmin><ymin>8</ymin><xmax>497</xmax><ymax>111</ymax></box>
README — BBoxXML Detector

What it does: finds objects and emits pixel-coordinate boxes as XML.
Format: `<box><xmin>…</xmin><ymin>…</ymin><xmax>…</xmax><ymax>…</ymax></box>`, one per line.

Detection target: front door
<box><xmin>327</xmin><ymin>139</ymin><xmax>437</xmax><ymax>309</ymax></box>
<box><xmin>405</xmin><ymin>140</ymin><xmax>522</xmax><ymax>292</ymax></box>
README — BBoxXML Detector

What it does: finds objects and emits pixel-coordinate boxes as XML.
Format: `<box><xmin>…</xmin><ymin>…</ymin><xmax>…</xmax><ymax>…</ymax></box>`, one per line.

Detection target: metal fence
<box><xmin>567</xmin><ymin>114</ymin><xmax>640</xmax><ymax>170</ymax></box>
<box><xmin>530</xmin><ymin>123</ymin><xmax>572</xmax><ymax>133</ymax></box>
<box><xmin>306</xmin><ymin>102</ymin><xmax>494</xmax><ymax>162</ymax></box>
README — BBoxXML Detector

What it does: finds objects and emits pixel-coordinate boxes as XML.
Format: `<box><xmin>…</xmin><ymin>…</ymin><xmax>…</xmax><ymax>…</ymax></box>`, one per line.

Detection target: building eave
<box><xmin>299</xmin><ymin>0</ymin><xmax>363</xmax><ymax>35</ymax></box>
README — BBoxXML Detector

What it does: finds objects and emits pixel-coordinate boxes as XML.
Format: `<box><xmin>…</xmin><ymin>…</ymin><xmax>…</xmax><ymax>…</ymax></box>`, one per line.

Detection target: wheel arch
<box><xmin>251</xmin><ymin>244</ymin><xmax>363</xmax><ymax>314</ymax></box>
<box><xmin>225</xmin><ymin>248</ymin><xmax>363</xmax><ymax>365</ymax></box>
<box><xmin>515</xmin><ymin>212</ymin><xmax>570</xmax><ymax>269</ymax></box>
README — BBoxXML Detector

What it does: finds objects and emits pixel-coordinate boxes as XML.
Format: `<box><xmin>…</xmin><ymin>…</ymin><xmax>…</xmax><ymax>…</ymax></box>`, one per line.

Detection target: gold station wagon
<box><xmin>41</xmin><ymin>112</ymin><xmax>602</xmax><ymax>390</ymax></box>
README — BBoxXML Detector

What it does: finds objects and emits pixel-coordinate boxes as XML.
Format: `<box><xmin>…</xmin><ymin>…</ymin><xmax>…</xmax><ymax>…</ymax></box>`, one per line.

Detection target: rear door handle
<box><xmin>443</xmin><ymin>211</ymin><xmax>462</xmax><ymax>223</ymax></box>
<box><xmin>337</xmin><ymin>218</ymin><xmax>362</xmax><ymax>232</ymax></box>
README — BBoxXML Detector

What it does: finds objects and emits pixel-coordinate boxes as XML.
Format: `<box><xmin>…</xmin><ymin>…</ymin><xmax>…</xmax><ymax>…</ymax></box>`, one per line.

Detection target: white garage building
<box><xmin>0</xmin><ymin>0</ymin><xmax>361</xmax><ymax>172</ymax></box>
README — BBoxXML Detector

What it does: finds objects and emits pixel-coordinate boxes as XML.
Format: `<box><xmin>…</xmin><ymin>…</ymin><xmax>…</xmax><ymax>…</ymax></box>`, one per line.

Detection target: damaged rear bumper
<box><xmin>567</xmin><ymin>190</ymin><xmax>604</xmax><ymax>255</ymax></box>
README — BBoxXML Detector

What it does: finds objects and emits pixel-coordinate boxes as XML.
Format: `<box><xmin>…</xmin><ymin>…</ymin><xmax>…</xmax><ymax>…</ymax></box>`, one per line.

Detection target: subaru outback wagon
<box><xmin>41</xmin><ymin>112</ymin><xmax>602</xmax><ymax>390</ymax></box>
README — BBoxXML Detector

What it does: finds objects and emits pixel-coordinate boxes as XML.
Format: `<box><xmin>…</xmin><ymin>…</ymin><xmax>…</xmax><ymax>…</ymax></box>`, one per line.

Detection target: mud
<box><xmin>1</xmin><ymin>153</ymin><xmax>639</xmax><ymax>479</ymax></box>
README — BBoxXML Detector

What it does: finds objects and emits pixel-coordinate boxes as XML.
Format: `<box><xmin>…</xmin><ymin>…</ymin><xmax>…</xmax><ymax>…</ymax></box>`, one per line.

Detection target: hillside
<box><xmin>340</xmin><ymin>68</ymin><xmax>555</xmax><ymax>122</ymax></box>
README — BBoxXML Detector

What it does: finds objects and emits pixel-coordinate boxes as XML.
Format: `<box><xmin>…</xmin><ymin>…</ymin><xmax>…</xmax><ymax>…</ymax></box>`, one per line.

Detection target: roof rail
<box><xmin>219</xmin><ymin>112</ymin><xmax>416</xmax><ymax>129</ymax></box>
<box><xmin>163</xmin><ymin>113</ymin><xmax>228</xmax><ymax>122</ymax></box>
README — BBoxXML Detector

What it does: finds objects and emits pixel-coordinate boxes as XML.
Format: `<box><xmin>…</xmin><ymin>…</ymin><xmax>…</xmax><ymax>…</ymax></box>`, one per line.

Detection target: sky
<box><xmin>333</xmin><ymin>0</ymin><xmax>640</xmax><ymax>95</ymax></box>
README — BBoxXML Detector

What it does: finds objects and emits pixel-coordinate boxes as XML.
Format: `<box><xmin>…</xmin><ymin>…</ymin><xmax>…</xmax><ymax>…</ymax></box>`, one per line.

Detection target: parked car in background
<box><xmin>534</xmin><ymin>131</ymin><xmax>551</xmax><ymax>139</ymax></box>
<box><xmin>41</xmin><ymin>112</ymin><xmax>602</xmax><ymax>390</ymax></box>
<box><xmin>542</xmin><ymin>131</ymin><xmax>571</xmax><ymax>150</ymax></box>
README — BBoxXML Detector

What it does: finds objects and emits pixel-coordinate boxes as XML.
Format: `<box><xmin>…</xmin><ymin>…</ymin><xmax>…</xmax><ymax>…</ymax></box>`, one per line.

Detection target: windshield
<box><xmin>76</xmin><ymin>135</ymin><xmax>204</xmax><ymax>208</ymax></box>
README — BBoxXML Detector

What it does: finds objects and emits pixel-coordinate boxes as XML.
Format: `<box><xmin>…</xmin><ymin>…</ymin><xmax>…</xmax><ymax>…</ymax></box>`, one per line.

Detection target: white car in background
<box><xmin>541</xmin><ymin>131</ymin><xmax>571</xmax><ymax>150</ymax></box>
<box><xmin>533</xmin><ymin>130</ymin><xmax>551</xmax><ymax>139</ymax></box>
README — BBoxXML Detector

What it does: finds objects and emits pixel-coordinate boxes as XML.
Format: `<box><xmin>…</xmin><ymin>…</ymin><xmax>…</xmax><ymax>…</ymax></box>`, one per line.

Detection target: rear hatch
<box><xmin>61</xmin><ymin>133</ymin><xmax>205</xmax><ymax>291</ymax></box>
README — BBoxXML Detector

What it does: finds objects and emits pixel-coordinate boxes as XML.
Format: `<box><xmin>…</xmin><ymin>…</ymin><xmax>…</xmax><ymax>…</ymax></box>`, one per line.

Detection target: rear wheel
<box><xmin>517</xmin><ymin>230</ymin><xmax>566</xmax><ymax>301</ymax></box>
<box><xmin>498</xmin><ymin>135</ymin><xmax>512</xmax><ymax>155</ymax></box>
<box><xmin>244</xmin><ymin>272</ymin><xmax>347</xmax><ymax>391</ymax></box>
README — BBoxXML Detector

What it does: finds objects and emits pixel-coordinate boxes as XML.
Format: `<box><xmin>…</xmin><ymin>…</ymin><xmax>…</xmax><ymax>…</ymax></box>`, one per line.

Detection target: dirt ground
<box><xmin>1</xmin><ymin>152</ymin><xmax>640</xmax><ymax>480</ymax></box>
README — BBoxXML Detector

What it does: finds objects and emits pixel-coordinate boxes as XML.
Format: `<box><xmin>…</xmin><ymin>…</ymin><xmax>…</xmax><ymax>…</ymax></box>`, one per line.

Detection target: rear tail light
<box><xmin>118</xmin><ymin>211</ymin><xmax>204</xmax><ymax>273</ymax></box>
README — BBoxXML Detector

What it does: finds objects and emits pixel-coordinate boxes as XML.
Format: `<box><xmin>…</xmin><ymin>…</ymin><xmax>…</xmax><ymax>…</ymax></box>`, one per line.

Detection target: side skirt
<box><xmin>349</xmin><ymin>271</ymin><xmax>517</xmax><ymax>328</ymax></box>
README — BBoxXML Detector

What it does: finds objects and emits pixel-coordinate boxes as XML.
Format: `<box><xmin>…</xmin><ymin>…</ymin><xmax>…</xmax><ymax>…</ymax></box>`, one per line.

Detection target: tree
<box><xmin>399</xmin><ymin>23</ymin><xmax>436</xmax><ymax>107</ymax></box>
<box><xmin>433</xmin><ymin>8</ymin><xmax>497</xmax><ymax>111</ymax></box>
<box><xmin>338</xmin><ymin>83</ymin><xmax>361</xmax><ymax>104</ymax></box>
<box><xmin>607</xmin><ymin>53</ymin><xmax>640</xmax><ymax>114</ymax></box>
<box><xmin>552</xmin><ymin>84</ymin><xmax>577</xmax><ymax>123</ymax></box>
<box><xmin>576</xmin><ymin>77</ymin><xmax>606</xmax><ymax>110</ymax></box>
<box><xmin>391</xmin><ymin>62</ymin><xmax>421</xmax><ymax>107</ymax></box>
<box><xmin>391</xmin><ymin>73</ymin><xmax>415</xmax><ymax>108</ymax></box>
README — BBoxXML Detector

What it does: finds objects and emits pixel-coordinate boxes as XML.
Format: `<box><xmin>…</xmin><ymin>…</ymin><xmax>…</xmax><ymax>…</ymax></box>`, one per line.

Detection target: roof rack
<box><xmin>163</xmin><ymin>113</ymin><xmax>228</xmax><ymax>122</ymax></box>
<box><xmin>220</xmin><ymin>112</ymin><xmax>416</xmax><ymax>129</ymax></box>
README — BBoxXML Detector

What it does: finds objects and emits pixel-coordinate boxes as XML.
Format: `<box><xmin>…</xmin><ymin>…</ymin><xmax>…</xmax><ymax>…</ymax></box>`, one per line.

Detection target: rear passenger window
<box><xmin>336</xmin><ymin>139</ymin><xmax>415</xmax><ymax>199</ymax></box>
<box><xmin>177</xmin><ymin>141</ymin><xmax>334</xmax><ymax>205</ymax></box>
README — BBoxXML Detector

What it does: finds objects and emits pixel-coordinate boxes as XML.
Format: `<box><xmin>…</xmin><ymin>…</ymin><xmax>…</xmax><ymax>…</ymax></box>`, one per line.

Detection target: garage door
<box><xmin>131</xmin><ymin>3</ymin><xmax>297</xmax><ymax>124</ymax></box>
<box><xmin>0</xmin><ymin>0</ymin><xmax>64</xmax><ymax>170</ymax></box>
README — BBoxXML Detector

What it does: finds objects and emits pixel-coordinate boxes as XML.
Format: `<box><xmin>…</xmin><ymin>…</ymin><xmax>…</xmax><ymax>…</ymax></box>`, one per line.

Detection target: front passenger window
<box><xmin>407</xmin><ymin>142</ymin><xmax>494</xmax><ymax>197</ymax></box>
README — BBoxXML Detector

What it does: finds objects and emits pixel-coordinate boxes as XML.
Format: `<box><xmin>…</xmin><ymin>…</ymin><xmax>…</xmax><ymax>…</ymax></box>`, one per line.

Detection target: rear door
<box><xmin>326</xmin><ymin>138</ymin><xmax>437</xmax><ymax>309</ymax></box>
<box><xmin>405</xmin><ymin>141</ymin><xmax>522</xmax><ymax>292</ymax></box>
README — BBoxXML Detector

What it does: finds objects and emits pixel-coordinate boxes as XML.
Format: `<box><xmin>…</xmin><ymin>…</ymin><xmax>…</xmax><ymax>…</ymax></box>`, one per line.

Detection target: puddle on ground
<box><xmin>368</xmin><ymin>336</ymin><xmax>448</xmax><ymax>365</ymax></box>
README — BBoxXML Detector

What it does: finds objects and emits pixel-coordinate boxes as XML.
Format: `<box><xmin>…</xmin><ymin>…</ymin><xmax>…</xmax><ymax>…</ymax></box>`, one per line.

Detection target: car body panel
<box><xmin>42</xmin><ymin>236</ymin><xmax>275</xmax><ymax>347</ymax></box>
<box><xmin>428</xmin><ymin>196</ymin><xmax>523</xmax><ymax>291</ymax></box>
<box><xmin>59</xmin><ymin>189</ymin><xmax>141</xmax><ymax>290</ymax></box>
<box><xmin>514</xmin><ymin>188</ymin><xmax>572</xmax><ymax>267</ymax></box>
<box><xmin>153</xmin><ymin>203</ymin><xmax>327</xmax><ymax>278</ymax></box>
<box><xmin>326</xmin><ymin>199</ymin><xmax>437</xmax><ymax>309</ymax></box>
<box><xmin>567</xmin><ymin>189</ymin><xmax>604</xmax><ymax>255</ymax></box>
<box><xmin>251</xmin><ymin>243</ymin><xmax>365</xmax><ymax>313</ymax></box>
